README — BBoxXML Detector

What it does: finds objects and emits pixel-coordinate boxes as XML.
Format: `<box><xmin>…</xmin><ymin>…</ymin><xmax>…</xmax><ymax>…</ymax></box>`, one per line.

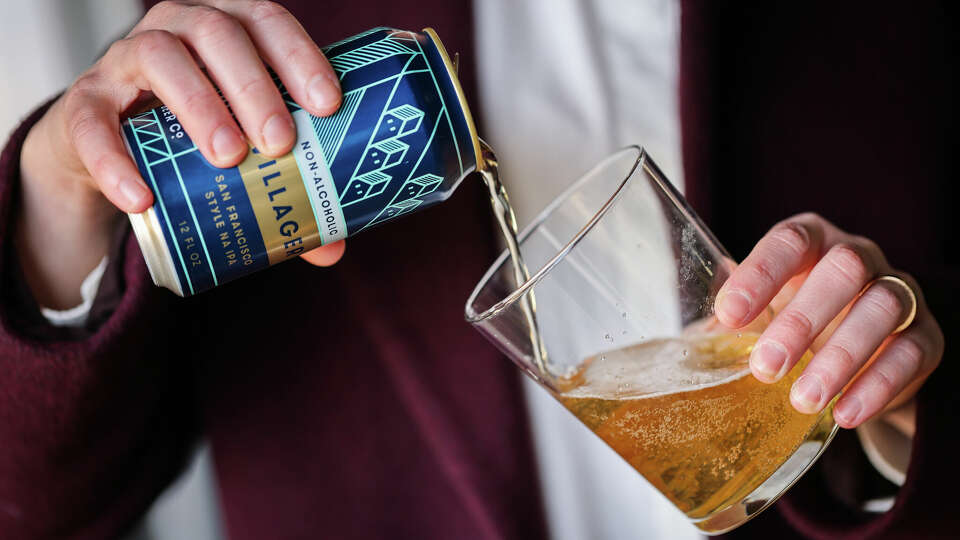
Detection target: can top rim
<box><xmin>422</xmin><ymin>27</ymin><xmax>483</xmax><ymax>174</ymax></box>
<box><xmin>128</xmin><ymin>208</ymin><xmax>185</xmax><ymax>297</ymax></box>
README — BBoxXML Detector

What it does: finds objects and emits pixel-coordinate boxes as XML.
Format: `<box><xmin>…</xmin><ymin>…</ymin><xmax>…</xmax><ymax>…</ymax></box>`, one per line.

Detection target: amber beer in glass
<box><xmin>465</xmin><ymin>148</ymin><xmax>837</xmax><ymax>534</ymax></box>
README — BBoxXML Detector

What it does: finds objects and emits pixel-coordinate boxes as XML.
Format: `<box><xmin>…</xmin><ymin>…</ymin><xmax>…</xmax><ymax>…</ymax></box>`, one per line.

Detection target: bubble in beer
<box><xmin>557</xmin><ymin>333</ymin><xmax>827</xmax><ymax>519</ymax></box>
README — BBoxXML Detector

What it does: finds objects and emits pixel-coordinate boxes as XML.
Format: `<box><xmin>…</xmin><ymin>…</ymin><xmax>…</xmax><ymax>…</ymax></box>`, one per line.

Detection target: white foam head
<box><xmin>562</xmin><ymin>337</ymin><xmax>751</xmax><ymax>400</ymax></box>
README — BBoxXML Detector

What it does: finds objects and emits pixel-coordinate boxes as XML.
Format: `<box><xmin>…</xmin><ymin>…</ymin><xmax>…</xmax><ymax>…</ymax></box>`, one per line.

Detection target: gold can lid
<box><xmin>128</xmin><ymin>208</ymin><xmax>185</xmax><ymax>297</ymax></box>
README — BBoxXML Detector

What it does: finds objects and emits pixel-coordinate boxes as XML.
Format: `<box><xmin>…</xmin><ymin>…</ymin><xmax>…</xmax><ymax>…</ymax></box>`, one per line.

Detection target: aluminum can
<box><xmin>123</xmin><ymin>27</ymin><xmax>481</xmax><ymax>296</ymax></box>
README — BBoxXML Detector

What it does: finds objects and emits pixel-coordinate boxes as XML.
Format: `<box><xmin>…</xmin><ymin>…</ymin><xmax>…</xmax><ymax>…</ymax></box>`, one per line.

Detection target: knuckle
<box><xmin>775</xmin><ymin>309</ymin><xmax>814</xmax><ymax>340</ymax></box>
<box><xmin>189</xmin><ymin>5</ymin><xmax>242</xmax><ymax>42</ymax></box>
<box><xmin>862</xmin><ymin>283</ymin><xmax>905</xmax><ymax>322</ymax></box>
<box><xmin>851</xmin><ymin>235</ymin><xmax>880</xmax><ymax>255</ymax></box>
<box><xmin>236</xmin><ymin>76</ymin><xmax>274</xmax><ymax>98</ymax></box>
<box><xmin>894</xmin><ymin>335</ymin><xmax>925</xmax><ymax>373</ymax></box>
<box><xmin>88</xmin><ymin>152</ymin><xmax>116</xmax><ymax>180</ymax></box>
<box><xmin>868</xmin><ymin>366</ymin><xmax>899</xmax><ymax>398</ymax></box>
<box><xmin>102</xmin><ymin>38</ymin><xmax>132</xmax><ymax>63</ymax></box>
<box><xmin>250</xmin><ymin>1</ymin><xmax>291</xmax><ymax>22</ymax></box>
<box><xmin>768</xmin><ymin>221</ymin><xmax>811</xmax><ymax>257</ymax></box>
<box><xmin>144</xmin><ymin>1</ymin><xmax>177</xmax><ymax>21</ymax></box>
<box><xmin>821</xmin><ymin>342</ymin><xmax>858</xmax><ymax>375</ymax></box>
<box><xmin>278</xmin><ymin>43</ymin><xmax>316</xmax><ymax>70</ymax></box>
<box><xmin>748</xmin><ymin>258</ymin><xmax>779</xmax><ymax>290</ymax></box>
<box><xmin>134</xmin><ymin>29</ymin><xmax>181</xmax><ymax>61</ymax></box>
<box><xmin>65</xmin><ymin>75</ymin><xmax>100</xmax><ymax>110</ymax></box>
<box><xmin>850</xmin><ymin>235</ymin><xmax>887</xmax><ymax>267</ymax></box>
<box><xmin>794</xmin><ymin>211</ymin><xmax>825</xmax><ymax>226</ymax></box>
<box><xmin>179</xmin><ymin>88</ymin><xmax>220</xmax><ymax>117</ymax></box>
<box><xmin>68</xmin><ymin>110</ymin><xmax>100</xmax><ymax>146</ymax></box>
<box><xmin>826</xmin><ymin>243</ymin><xmax>871</xmax><ymax>286</ymax></box>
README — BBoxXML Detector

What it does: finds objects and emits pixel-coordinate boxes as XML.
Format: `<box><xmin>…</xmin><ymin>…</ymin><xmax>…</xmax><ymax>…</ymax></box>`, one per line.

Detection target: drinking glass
<box><xmin>465</xmin><ymin>147</ymin><xmax>838</xmax><ymax>534</ymax></box>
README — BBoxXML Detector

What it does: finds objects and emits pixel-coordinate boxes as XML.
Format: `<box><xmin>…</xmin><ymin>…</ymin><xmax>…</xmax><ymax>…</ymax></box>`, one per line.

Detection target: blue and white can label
<box><xmin>123</xmin><ymin>27</ymin><xmax>481</xmax><ymax>296</ymax></box>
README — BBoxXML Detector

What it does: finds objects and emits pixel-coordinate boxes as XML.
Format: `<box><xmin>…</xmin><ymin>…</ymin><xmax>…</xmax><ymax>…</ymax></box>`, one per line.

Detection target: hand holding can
<box><xmin>17</xmin><ymin>1</ymin><xmax>345</xmax><ymax>307</ymax></box>
<box><xmin>122</xmin><ymin>27</ymin><xmax>480</xmax><ymax>296</ymax></box>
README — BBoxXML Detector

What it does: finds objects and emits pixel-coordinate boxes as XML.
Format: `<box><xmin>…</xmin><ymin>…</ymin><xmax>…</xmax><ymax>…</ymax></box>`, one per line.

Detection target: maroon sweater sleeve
<box><xmin>0</xmin><ymin>100</ymin><xmax>198</xmax><ymax>539</ymax></box>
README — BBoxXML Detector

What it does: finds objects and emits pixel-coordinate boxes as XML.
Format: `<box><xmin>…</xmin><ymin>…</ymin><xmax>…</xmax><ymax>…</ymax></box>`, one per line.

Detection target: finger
<box><xmin>112</xmin><ymin>30</ymin><xmax>248</xmax><ymax>167</ymax></box>
<box><xmin>831</xmin><ymin>318</ymin><xmax>938</xmax><ymax>428</ymax></box>
<box><xmin>61</xmin><ymin>75</ymin><xmax>153</xmax><ymax>212</ymax></box>
<box><xmin>141</xmin><ymin>3</ymin><xmax>296</xmax><ymax>156</ymax></box>
<box><xmin>750</xmin><ymin>239</ymin><xmax>884</xmax><ymax>383</ymax></box>
<box><xmin>716</xmin><ymin>215</ymin><xmax>827</xmax><ymax>328</ymax></box>
<box><xmin>209</xmin><ymin>0</ymin><xmax>342</xmax><ymax>117</ymax></box>
<box><xmin>300</xmin><ymin>241</ymin><xmax>346</xmax><ymax>267</ymax></box>
<box><xmin>788</xmin><ymin>275</ymin><xmax>912</xmax><ymax>415</ymax></box>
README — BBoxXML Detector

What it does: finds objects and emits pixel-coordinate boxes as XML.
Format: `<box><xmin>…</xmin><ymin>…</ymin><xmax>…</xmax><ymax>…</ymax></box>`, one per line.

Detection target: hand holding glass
<box><xmin>465</xmin><ymin>148</ymin><xmax>837</xmax><ymax>534</ymax></box>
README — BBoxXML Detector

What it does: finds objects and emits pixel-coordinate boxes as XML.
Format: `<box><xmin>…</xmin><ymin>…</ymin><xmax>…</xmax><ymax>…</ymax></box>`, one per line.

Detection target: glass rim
<box><xmin>464</xmin><ymin>145</ymin><xmax>646</xmax><ymax>324</ymax></box>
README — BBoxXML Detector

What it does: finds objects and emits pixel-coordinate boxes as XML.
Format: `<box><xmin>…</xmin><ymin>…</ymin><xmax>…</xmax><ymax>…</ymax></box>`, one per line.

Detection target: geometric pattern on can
<box><xmin>123</xmin><ymin>27</ymin><xmax>479</xmax><ymax>296</ymax></box>
<box><xmin>316</xmin><ymin>30</ymin><xmax>466</xmax><ymax>234</ymax></box>
<box><xmin>327</xmin><ymin>36</ymin><xmax>417</xmax><ymax>73</ymax></box>
<box><xmin>339</xmin><ymin>104</ymin><xmax>423</xmax><ymax>208</ymax></box>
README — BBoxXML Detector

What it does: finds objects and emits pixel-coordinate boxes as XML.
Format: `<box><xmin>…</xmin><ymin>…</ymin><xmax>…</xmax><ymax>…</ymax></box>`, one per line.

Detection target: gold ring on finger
<box><xmin>865</xmin><ymin>275</ymin><xmax>918</xmax><ymax>334</ymax></box>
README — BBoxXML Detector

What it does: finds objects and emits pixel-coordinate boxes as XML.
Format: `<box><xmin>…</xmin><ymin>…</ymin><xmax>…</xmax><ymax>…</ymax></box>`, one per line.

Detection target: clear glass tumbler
<box><xmin>465</xmin><ymin>147</ymin><xmax>838</xmax><ymax>534</ymax></box>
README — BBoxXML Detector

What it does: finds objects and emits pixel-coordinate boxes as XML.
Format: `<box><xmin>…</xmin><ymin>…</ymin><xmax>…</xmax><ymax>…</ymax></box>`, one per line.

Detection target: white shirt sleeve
<box><xmin>857</xmin><ymin>418</ymin><xmax>911</xmax><ymax>487</ymax></box>
<box><xmin>39</xmin><ymin>256</ymin><xmax>108</xmax><ymax>328</ymax></box>
<box><xmin>855</xmin><ymin>409</ymin><xmax>913</xmax><ymax>513</ymax></box>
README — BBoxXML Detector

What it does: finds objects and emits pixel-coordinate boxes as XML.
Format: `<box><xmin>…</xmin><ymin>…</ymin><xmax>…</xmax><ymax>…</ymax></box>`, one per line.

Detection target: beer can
<box><xmin>122</xmin><ymin>27</ymin><xmax>481</xmax><ymax>296</ymax></box>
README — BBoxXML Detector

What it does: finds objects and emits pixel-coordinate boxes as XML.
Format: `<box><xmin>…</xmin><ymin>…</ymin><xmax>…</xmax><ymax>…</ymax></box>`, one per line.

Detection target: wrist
<box><xmin>16</xmin><ymin>108</ymin><xmax>121</xmax><ymax>309</ymax></box>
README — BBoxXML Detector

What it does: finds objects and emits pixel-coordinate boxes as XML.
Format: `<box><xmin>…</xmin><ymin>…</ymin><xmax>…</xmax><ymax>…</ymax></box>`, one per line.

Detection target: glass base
<box><xmin>691</xmin><ymin>408</ymin><xmax>839</xmax><ymax>535</ymax></box>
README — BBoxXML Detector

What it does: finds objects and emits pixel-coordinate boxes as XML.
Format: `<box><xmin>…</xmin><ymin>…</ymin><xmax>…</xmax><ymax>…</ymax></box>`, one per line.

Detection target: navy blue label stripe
<box><xmin>152</xmin><ymin>109</ymin><xmax>220</xmax><ymax>287</ymax></box>
<box><xmin>123</xmin><ymin>122</ymin><xmax>193</xmax><ymax>294</ymax></box>
<box><xmin>175</xmin><ymin>151</ymin><xmax>270</xmax><ymax>285</ymax></box>
<box><xmin>149</xmin><ymin>158</ymin><xmax>216</xmax><ymax>293</ymax></box>
<box><xmin>124</xmin><ymin>113</ymin><xmax>271</xmax><ymax>294</ymax></box>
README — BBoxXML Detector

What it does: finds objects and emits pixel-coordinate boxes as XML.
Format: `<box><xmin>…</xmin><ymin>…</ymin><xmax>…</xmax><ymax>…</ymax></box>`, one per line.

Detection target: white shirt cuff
<box><xmin>39</xmin><ymin>256</ymin><xmax>108</xmax><ymax>328</ymax></box>
<box><xmin>857</xmin><ymin>417</ymin><xmax>911</xmax><ymax>487</ymax></box>
<box><xmin>855</xmin><ymin>406</ymin><xmax>914</xmax><ymax>512</ymax></box>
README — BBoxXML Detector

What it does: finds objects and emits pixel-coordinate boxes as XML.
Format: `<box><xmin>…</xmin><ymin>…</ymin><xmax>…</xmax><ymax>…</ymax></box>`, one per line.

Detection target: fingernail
<box><xmin>211</xmin><ymin>125</ymin><xmax>246</xmax><ymax>163</ymax></box>
<box><xmin>307</xmin><ymin>73</ymin><xmax>341</xmax><ymax>115</ymax></box>
<box><xmin>791</xmin><ymin>374</ymin><xmax>824</xmax><ymax>413</ymax></box>
<box><xmin>834</xmin><ymin>395</ymin><xmax>862</xmax><ymax>426</ymax></box>
<box><xmin>118</xmin><ymin>177</ymin><xmax>151</xmax><ymax>209</ymax></box>
<box><xmin>717</xmin><ymin>289</ymin><xmax>752</xmax><ymax>326</ymax></box>
<box><xmin>261</xmin><ymin>114</ymin><xmax>295</xmax><ymax>154</ymax></box>
<box><xmin>751</xmin><ymin>341</ymin><xmax>788</xmax><ymax>381</ymax></box>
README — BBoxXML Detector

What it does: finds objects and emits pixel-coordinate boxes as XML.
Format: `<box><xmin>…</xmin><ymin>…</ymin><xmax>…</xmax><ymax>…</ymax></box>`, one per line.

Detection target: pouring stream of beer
<box><xmin>478</xmin><ymin>140</ymin><xmax>549</xmax><ymax>374</ymax></box>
